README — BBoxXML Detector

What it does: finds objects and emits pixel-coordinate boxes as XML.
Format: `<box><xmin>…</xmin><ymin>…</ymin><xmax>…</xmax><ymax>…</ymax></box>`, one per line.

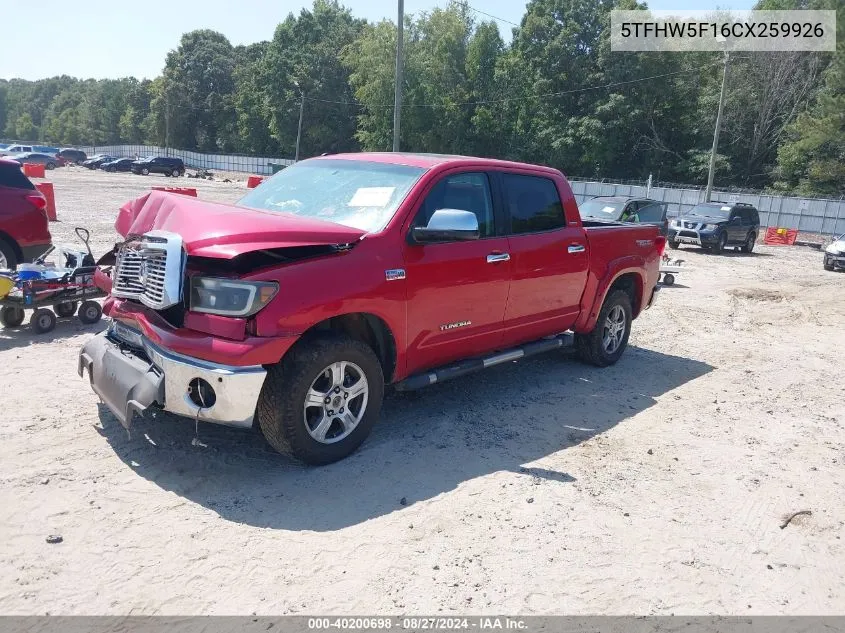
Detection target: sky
<box><xmin>1</xmin><ymin>0</ymin><xmax>757</xmax><ymax>81</ymax></box>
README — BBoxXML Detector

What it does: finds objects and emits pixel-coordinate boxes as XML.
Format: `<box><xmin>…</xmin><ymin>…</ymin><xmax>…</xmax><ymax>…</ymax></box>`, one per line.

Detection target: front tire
<box><xmin>713</xmin><ymin>232</ymin><xmax>727</xmax><ymax>254</ymax></box>
<box><xmin>576</xmin><ymin>289</ymin><xmax>633</xmax><ymax>367</ymax></box>
<box><xmin>30</xmin><ymin>308</ymin><xmax>56</xmax><ymax>334</ymax></box>
<box><xmin>668</xmin><ymin>240</ymin><xmax>680</xmax><ymax>250</ymax></box>
<box><xmin>78</xmin><ymin>300</ymin><xmax>102</xmax><ymax>324</ymax></box>
<box><xmin>141</xmin><ymin>168</ymin><xmax>149</xmax><ymax>176</ymax></box>
<box><xmin>258</xmin><ymin>334</ymin><xmax>384</xmax><ymax>465</ymax></box>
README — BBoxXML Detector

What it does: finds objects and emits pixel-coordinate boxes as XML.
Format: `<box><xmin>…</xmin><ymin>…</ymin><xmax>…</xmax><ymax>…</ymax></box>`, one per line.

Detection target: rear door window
<box><xmin>501</xmin><ymin>173</ymin><xmax>565</xmax><ymax>234</ymax></box>
<box><xmin>0</xmin><ymin>163</ymin><xmax>35</xmax><ymax>190</ymax></box>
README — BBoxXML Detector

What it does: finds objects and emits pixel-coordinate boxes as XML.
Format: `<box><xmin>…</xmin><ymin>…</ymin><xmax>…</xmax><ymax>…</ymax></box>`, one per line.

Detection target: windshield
<box><xmin>689</xmin><ymin>203</ymin><xmax>732</xmax><ymax>219</ymax></box>
<box><xmin>579</xmin><ymin>199</ymin><xmax>624</xmax><ymax>220</ymax></box>
<box><xmin>238</xmin><ymin>159</ymin><xmax>426</xmax><ymax>233</ymax></box>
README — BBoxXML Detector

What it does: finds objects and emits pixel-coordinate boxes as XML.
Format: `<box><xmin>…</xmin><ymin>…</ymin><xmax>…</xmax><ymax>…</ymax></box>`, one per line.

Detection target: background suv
<box><xmin>669</xmin><ymin>202</ymin><xmax>760</xmax><ymax>253</ymax></box>
<box><xmin>131</xmin><ymin>156</ymin><xmax>184</xmax><ymax>177</ymax></box>
<box><xmin>58</xmin><ymin>148</ymin><xmax>87</xmax><ymax>164</ymax></box>
<box><xmin>0</xmin><ymin>158</ymin><xmax>51</xmax><ymax>269</ymax></box>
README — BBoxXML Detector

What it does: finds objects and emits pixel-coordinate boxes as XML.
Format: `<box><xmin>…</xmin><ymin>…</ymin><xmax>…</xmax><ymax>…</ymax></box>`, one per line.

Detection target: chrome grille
<box><xmin>112</xmin><ymin>231</ymin><xmax>184</xmax><ymax>310</ymax></box>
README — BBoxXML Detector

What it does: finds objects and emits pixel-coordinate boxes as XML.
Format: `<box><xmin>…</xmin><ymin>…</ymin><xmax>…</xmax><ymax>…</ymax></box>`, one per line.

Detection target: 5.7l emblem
<box><xmin>440</xmin><ymin>320</ymin><xmax>471</xmax><ymax>331</ymax></box>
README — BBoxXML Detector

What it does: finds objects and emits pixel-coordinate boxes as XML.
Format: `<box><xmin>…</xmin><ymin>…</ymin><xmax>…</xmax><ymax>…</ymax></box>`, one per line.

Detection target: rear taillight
<box><xmin>655</xmin><ymin>235</ymin><xmax>667</xmax><ymax>256</ymax></box>
<box><xmin>26</xmin><ymin>193</ymin><xmax>47</xmax><ymax>211</ymax></box>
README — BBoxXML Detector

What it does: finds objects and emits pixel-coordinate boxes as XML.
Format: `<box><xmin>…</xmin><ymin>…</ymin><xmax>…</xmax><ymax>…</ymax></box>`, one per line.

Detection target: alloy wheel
<box><xmin>303</xmin><ymin>361</ymin><xmax>369</xmax><ymax>444</ymax></box>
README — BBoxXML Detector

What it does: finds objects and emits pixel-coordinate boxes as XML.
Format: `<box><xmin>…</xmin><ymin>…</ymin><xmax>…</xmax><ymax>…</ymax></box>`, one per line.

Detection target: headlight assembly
<box><xmin>189</xmin><ymin>277</ymin><xmax>278</xmax><ymax>317</ymax></box>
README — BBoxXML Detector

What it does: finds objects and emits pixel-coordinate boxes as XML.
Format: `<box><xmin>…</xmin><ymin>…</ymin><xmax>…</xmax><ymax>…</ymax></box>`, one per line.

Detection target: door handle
<box><xmin>486</xmin><ymin>253</ymin><xmax>510</xmax><ymax>264</ymax></box>
<box><xmin>567</xmin><ymin>244</ymin><xmax>586</xmax><ymax>254</ymax></box>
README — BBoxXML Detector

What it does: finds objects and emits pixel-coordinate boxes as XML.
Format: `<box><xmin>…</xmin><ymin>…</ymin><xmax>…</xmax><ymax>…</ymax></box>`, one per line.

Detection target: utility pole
<box><xmin>164</xmin><ymin>94</ymin><xmax>170</xmax><ymax>157</ymax></box>
<box><xmin>705</xmin><ymin>51</ymin><xmax>729</xmax><ymax>202</ymax></box>
<box><xmin>295</xmin><ymin>88</ymin><xmax>305</xmax><ymax>163</ymax></box>
<box><xmin>392</xmin><ymin>0</ymin><xmax>404</xmax><ymax>152</ymax></box>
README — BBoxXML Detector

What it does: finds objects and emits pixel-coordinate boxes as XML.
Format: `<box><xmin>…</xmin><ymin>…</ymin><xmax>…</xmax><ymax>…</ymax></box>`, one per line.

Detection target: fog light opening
<box><xmin>188</xmin><ymin>377</ymin><xmax>217</xmax><ymax>409</ymax></box>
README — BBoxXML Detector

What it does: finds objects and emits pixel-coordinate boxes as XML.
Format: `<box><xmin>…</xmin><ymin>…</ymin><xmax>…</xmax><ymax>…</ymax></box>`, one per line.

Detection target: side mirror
<box><xmin>411</xmin><ymin>209</ymin><xmax>480</xmax><ymax>243</ymax></box>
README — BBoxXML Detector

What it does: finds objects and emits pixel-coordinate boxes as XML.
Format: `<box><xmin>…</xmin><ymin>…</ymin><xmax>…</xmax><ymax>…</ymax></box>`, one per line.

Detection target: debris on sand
<box><xmin>780</xmin><ymin>510</ymin><xmax>812</xmax><ymax>530</ymax></box>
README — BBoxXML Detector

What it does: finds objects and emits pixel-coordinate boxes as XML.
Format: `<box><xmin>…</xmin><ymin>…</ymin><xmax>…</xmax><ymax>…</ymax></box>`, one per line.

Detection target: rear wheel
<box><xmin>576</xmin><ymin>289</ymin><xmax>633</xmax><ymax>367</ymax></box>
<box><xmin>0</xmin><ymin>238</ymin><xmax>18</xmax><ymax>270</ymax></box>
<box><xmin>1</xmin><ymin>306</ymin><xmax>25</xmax><ymax>328</ymax></box>
<box><xmin>741</xmin><ymin>232</ymin><xmax>756</xmax><ymax>253</ymax></box>
<box><xmin>78</xmin><ymin>300</ymin><xmax>102</xmax><ymax>325</ymax></box>
<box><xmin>46</xmin><ymin>162</ymin><xmax>56</xmax><ymax>170</ymax></box>
<box><xmin>54</xmin><ymin>301</ymin><xmax>77</xmax><ymax>318</ymax></box>
<box><xmin>172</xmin><ymin>168</ymin><xmax>182</xmax><ymax>177</ymax></box>
<box><xmin>258</xmin><ymin>333</ymin><xmax>384</xmax><ymax>465</ymax></box>
<box><xmin>30</xmin><ymin>308</ymin><xmax>56</xmax><ymax>334</ymax></box>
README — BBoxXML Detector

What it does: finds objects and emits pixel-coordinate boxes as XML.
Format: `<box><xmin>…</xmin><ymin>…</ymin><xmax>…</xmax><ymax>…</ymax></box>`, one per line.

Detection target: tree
<box><xmin>14</xmin><ymin>113</ymin><xmax>37</xmax><ymax>140</ymax></box>
<box><xmin>156</xmin><ymin>30</ymin><xmax>236</xmax><ymax>151</ymax></box>
<box><xmin>775</xmin><ymin>0</ymin><xmax>844</xmax><ymax>194</ymax></box>
<box><xmin>264</xmin><ymin>0</ymin><xmax>364</xmax><ymax>158</ymax></box>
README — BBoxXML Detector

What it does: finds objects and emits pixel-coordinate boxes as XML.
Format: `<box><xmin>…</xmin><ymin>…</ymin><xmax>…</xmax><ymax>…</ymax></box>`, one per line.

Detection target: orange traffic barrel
<box><xmin>247</xmin><ymin>175</ymin><xmax>264</xmax><ymax>189</ymax></box>
<box><xmin>35</xmin><ymin>182</ymin><xmax>57</xmax><ymax>221</ymax></box>
<box><xmin>23</xmin><ymin>163</ymin><xmax>46</xmax><ymax>178</ymax></box>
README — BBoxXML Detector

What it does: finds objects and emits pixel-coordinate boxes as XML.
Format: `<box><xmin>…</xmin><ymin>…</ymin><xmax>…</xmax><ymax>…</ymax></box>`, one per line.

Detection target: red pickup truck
<box><xmin>79</xmin><ymin>153</ymin><xmax>663</xmax><ymax>465</ymax></box>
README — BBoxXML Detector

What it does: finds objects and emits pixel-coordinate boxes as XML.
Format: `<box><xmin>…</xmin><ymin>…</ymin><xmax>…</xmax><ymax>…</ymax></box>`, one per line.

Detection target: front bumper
<box><xmin>78</xmin><ymin>324</ymin><xmax>267</xmax><ymax>430</ymax></box>
<box><xmin>825</xmin><ymin>253</ymin><xmax>845</xmax><ymax>269</ymax></box>
<box><xmin>668</xmin><ymin>228</ymin><xmax>720</xmax><ymax>246</ymax></box>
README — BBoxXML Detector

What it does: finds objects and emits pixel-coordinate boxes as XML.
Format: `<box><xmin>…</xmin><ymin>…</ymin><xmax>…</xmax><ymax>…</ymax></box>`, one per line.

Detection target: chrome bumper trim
<box><xmin>79</xmin><ymin>327</ymin><xmax>267</xmax><ymax>429</ymax></box>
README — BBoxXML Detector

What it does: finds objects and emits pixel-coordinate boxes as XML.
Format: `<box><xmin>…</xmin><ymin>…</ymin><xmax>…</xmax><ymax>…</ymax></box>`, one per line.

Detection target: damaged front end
<box><xmin>80</xmin><ymin>189</ymin><xmax>365</xmax><ymax>430</ymax></box>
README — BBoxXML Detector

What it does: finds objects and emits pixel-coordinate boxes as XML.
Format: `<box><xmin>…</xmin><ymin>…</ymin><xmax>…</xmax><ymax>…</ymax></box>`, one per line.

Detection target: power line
<box><xmin>459</xmin><ymin>2</ymin><xmax>521</xmax><ymax>28</ymax></box>
<box><xmin>302</xmin><ymin>62</ymin><xmax>720</xmax><ymax>109</ymax></box>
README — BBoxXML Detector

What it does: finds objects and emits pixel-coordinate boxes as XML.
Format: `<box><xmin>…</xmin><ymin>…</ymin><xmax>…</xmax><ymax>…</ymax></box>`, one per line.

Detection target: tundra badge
<box><xmin>440</xmin><ymin>320</ymin><xmax>471</xmax><ymax>331</ymax></box>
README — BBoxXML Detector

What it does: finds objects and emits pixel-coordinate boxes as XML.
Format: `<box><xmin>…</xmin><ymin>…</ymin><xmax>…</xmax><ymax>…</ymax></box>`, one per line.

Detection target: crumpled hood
<box><xmin>115</xmin><ymin>190</ymin><xmax>366</xmax><ymax>259</ymax></box>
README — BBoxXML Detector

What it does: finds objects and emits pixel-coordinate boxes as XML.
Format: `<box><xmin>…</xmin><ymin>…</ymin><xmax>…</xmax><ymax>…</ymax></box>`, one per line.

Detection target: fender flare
<box><xmin>574</xmin><ymin>256</ymin><xmax>646</xmax><ymax>334</ymax></box>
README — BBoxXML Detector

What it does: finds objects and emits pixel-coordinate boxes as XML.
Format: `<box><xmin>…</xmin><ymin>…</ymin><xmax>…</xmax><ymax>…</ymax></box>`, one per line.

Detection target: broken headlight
<box><xmin>189</xmin><ymin>277</ymin><xmax>278</xmax><ymax>317</ymax></box>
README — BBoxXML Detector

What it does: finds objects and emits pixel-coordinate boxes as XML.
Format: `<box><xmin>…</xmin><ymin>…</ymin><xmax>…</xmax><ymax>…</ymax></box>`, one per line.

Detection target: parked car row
<box><xmin>83</xmin><ymin>154</ymin><xmax>185</xmax><ymax>177</ymax></box>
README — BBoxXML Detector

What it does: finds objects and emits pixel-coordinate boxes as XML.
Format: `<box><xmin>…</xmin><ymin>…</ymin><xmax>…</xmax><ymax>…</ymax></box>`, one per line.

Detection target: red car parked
<box><xmin>80</xmin><ymin>153</ymin><xmax>663</xmax><ymax>465</ymax></box>
<box><xmin>0</xmin><ymin>158</ymin><xmax>52</xmax><ymax>269</ymax></box>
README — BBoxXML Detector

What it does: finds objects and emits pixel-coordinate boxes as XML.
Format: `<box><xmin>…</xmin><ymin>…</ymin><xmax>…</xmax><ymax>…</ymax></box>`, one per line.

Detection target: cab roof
<box><xmin>314</xmin><ymin>152</ymin><xmax>562</xmax><ymax>174</ymax></box>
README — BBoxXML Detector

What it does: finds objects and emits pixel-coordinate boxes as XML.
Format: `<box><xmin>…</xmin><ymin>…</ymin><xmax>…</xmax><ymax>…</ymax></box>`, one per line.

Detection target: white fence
<box><xmin>570</xmin><ymin>180</ymin><xmax>845</xmax><ymax>236</ymax></box>
<box><xmin>70</xmin><ymin>144</ymin><xmax>845</xmax><ymax>236</ymax></box>
<box><xmin>79</xmin><ymin>144</ymin><xmax>293</xmax><ymax>176</ymax></box>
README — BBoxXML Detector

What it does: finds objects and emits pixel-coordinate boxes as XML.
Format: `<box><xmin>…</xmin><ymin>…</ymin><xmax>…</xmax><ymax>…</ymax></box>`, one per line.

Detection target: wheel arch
<box><xmin>575</xmin><ymin>266</ymin><xmax>645</xmax><ymax>334</ymax></box>
<box><xmin>296</xmin><ymin>312</ymin><xmax>398</xmax><ymax>383</ymax></box>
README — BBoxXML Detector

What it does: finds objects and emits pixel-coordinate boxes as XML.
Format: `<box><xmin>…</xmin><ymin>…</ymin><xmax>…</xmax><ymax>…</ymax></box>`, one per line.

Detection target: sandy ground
<box><xmin>1</xmin><ymin>167</ymin><xmax>843</xmax><ymax>615</ymax></box>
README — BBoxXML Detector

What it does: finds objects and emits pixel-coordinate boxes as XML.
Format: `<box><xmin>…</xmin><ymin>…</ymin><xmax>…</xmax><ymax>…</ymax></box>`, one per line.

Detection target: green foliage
<box><xmin>1</xmin><ymin>0</ymin><xmax>841</xmax><ymax>195</ymax></box>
